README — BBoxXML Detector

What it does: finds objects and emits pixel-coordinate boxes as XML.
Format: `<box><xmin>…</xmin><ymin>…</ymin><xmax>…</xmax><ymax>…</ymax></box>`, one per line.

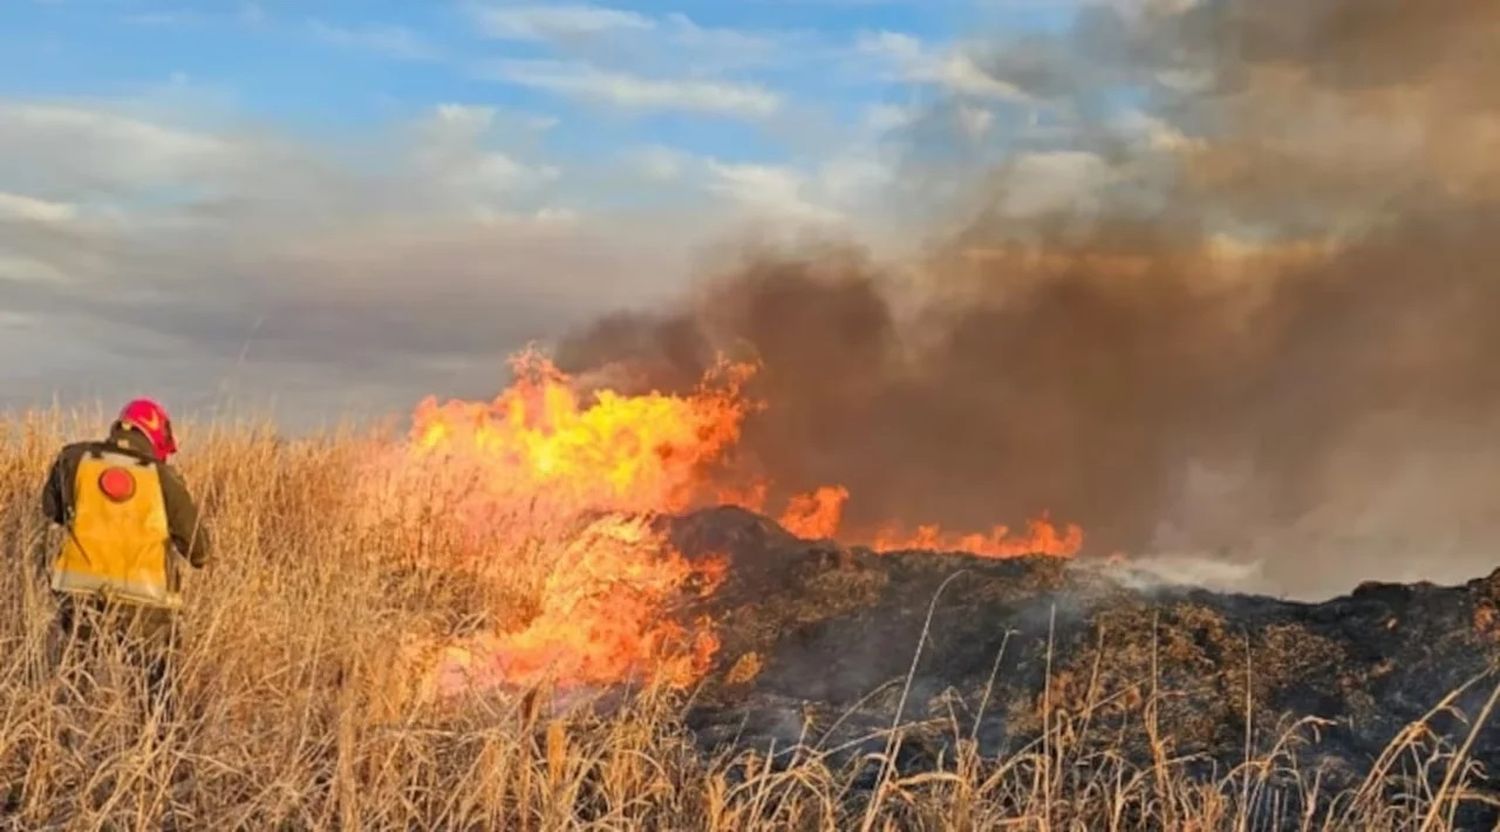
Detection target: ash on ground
<box><xmin>664</xmin><ymin>507</ymin><xmax>1500</xmax><ymax>811</ymax></box>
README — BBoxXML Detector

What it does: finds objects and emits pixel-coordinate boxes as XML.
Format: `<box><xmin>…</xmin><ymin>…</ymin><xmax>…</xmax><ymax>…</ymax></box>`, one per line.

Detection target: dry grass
<box><xmin>1</xmin><ymin>410</ymin><xmax>1496</xmax><ymax>830</ymax></box>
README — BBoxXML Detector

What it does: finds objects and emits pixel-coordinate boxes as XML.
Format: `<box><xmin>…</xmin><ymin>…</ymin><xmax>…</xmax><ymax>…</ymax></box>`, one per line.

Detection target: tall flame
<box><xmin>411</xmin><ymin>350</ymin><xmax>754</xmax><ymax>516</ymax></box>
<box><xmin>392</xmin><ymin>351</ymin><xmax>750</xmax><ymax>696</ymax></box>
<box><xmin>395</xmin><ymin>349</ymin><xmax>1084</xmax><ymax>696</ymax></box>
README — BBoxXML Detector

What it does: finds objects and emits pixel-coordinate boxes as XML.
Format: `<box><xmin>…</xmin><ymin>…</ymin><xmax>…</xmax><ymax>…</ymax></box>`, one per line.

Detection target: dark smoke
<box><xmin>560</xmin><ymin>0</ymin><xmax>1500</xmax><ymax>599</ymax></box>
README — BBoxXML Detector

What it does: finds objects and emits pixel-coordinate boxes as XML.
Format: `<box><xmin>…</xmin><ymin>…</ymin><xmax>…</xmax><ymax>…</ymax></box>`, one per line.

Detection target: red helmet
<box><xmin>118</xmin><ymin>398</ymin><xmax>178</xmax><ymax>461</ymax></box>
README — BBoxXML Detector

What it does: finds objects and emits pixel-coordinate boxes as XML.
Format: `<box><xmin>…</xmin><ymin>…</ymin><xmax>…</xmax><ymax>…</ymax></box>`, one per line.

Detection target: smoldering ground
<box><xmin>558</xmin><ymin>0</ymin><xmax>1500</xmax><ymax>600</ymax></box>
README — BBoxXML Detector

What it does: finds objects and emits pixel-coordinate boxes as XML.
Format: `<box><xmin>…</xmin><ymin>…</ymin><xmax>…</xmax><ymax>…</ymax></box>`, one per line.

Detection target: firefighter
<box><xmin>39</xmin><ymin>398</ymin><xmax>211</xmax><ymax>714</ymax></box>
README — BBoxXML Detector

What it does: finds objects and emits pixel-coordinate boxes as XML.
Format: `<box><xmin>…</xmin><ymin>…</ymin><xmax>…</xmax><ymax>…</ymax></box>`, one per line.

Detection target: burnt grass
<box><xmin>664</xmin><ymin>507</ymin><xmax>1500</xmax><ymax>817</ymax></box>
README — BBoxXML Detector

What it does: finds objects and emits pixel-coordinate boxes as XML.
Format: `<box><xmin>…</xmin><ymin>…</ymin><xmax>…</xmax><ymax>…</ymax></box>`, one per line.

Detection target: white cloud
<box><xmin>816</xmin><ymin>155</ymin><xmax>891</xmax><ymax>208</ymax></box>
<box><xmin>413</xmin><ymin>105</ymin><xmax>561</xmax><ymax>215</ymax></box>
<box><xmin>0</xmin><ymin>98</ymin><xmax>704</xmax><ymax>419</ymax></box>
<box><xmin>857</xmin><ymin>30</ymin><xmax>1029</xmax><ymax>102</ymax></box>
<box><xmin>858</xmin><ymin>30</ymin><xmax>924</xmax><ymax>61</ymax></box>
<box><xmin>0</xmin><ymin>91</ymin><xmax>918</xmax><ymax>417</ymax></box>
<box><xmin>656</xmin><ymin>13</ymin><xmax>782</xmax><ymax>69</ymax></box>
<box><xmin>0</xmin><ymin>255</ymin><xmax>69</xmax><ymax>283</ymax></box>
<box><xmin>1112</xmin><ymin>109</ymin><xmax>1203</xmax><ymax>152</ymax></box>
<box><xmin>475</xmin><ymin>3</ymin><xmax>780</xmax><ymax>63</ymax></box>
<box><xmin>614</xmin><ymin>144</ymin><xmax>892</xmax><ymax>229</ymax></box>
<box><xmin>475</xmin><ymin>4</ymin><xmax>654</xmax><ymax>40</ymax></box>
<box><xmin>1</xmin><ymin>104</ymin><xmax>224</xmax><ymax>159</ymax></box>
<box><xmin>957</xmin><ymin>105</ymin><xmax>996</xmax><ymax>138</ymax></box>
<box><xmin>425</xmin><ymin>104</ymin><xmax>497</xmax><ymax>137</ymax></box>
<box><xmin>937</xmin><ymin>54</ymin><xmax>1028</xmax><ymax>101</ymax></box>
<box><xmin>474</xmin><ymin>3</ymin><xmax>795</xmax><ymax>79</ymax></box>
<box><xmin>0</xmin><ymin>97</ymin><xmax>576</xmax><ymax>238</ymax></box>
<box><xmin>856</xmin><ymin>29</ymin><xmax>927</xmax><ymax>78</ymax></box>
<box><xmin>0</xmin><ymin>191</ymin><xmax>77</xmax><ymax>223</ymax></box>
<box><xmin>708</xmin><ymin>161</ymin><xmax>842</xmax><ymax>224</ymax></box>
<box><xmin>487</xmin><ymin>60</ymin><xmax>781</xmax><ymax>118</ymax></box>
<box><xmin>1098</xmin><ymin>0</ymin><xmax>1202</xmax><ymax>15</ymax></box>
<box><xmin>309</xmin><ymin>21</ymin><xmax>440</xmax><ymax>61</ymax></box>
<box><xmin>865</xmin><ymin>103</ymin><xmax>915</xmax><ymax>132</ymax></box>
<box><xmin>429</xmin><ymin>103</ymin><xmax>557</xmax><ymax>136</ymax></box>
<box><xmin>470</xmin><ymin>153</ymin><xmax>541</xmax><ymax>189</ymax></box>
<box><xmin>0</xmin><ymin>102</ymin><xmax>236</xmax><ymax>190</ymax></box>
<box><xmin>628</xmin><ymin>145</ymin><xmax>692</xmax><ymax>182</ymax></box>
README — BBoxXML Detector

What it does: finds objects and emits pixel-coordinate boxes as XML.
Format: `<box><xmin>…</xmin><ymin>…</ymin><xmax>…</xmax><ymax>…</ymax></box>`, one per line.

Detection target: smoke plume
<box><xmin>559</xmin><ymin>0</ymin><xmax>1500</xmax><ymax>599</ymax></box>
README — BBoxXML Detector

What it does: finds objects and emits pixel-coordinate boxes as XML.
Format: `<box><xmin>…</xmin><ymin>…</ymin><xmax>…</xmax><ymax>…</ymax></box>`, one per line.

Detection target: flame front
<box><xmin>777</xmin><ymin>486</ymin><xmax>1085</xmax><ymax>559</ymax></box>
<box><xmin>389</xmin><ymin>351</ymin><xmax>749</xmax><ymax>696</ymax></box>
<box><xmin>411</xmin><ymin>350</ymin><xmax>753</xmax><ymax>517</ymax></box>
<box><xmin>433</xmin><ymin>516</ymin><xmax>727</xmax><ymax>693</ymax></box>
<box><xmin>392</xmin><ymin>349</ymin><xmax>1084</xmax><ymax>697</ymax></box>
<box><xmin>869</xmin><ymin>515</ymin><xmax>1084</xmax><ymax>558</ymax></box>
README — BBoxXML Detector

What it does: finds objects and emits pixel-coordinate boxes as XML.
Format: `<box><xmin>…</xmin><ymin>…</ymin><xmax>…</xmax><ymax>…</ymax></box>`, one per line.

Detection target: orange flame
<box><xmin>869</xmin><ymin>515</ymin><xmax>1084</xmax><ymax>559</ymax></box>
<box><xmin>778</xmin><ymin>486</ymin><xmax>1083</xmax><ymax>559</ymax></box>
<box><xmin>777</xmin><ymin>485</ymin><xmax>849</xmax><ymax>540</ymax></box>
<box><xmin>432</xmin><ymin>516</ymin><xmax>726</xmax><ymax>693</ymax></box>
<box><xmin>396</xmin><ymin>351</ymin><xmax>751</xmax><ymax>694</ymax></box>
<box><xmin>411</xmin><ymin>350</ymin><xmax>754</xmax><ymax>516</ymax></box>
<box><xmin>399</xmin><ymin>349</ymin><xmax>1085</xmax><ymax>695</ymax></box>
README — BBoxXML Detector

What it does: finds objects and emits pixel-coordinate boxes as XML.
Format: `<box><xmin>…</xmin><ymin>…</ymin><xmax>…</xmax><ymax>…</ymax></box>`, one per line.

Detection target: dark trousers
<box><xmin>53</xmin><ymin>595</ymin><xmax>179</xmax><ymax>721</ymax></box>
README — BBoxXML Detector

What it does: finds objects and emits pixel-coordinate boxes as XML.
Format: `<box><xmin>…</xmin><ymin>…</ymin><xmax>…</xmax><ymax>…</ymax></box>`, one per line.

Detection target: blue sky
<box><xmin>0</xmin><ymin>0</ymin><xmax>1116</xmax><ymax>419</ymax></box>
<box><xmin>3</xmin><ymin>1</ymin><xmax>1077</xmax><ymax>159</ymax></box>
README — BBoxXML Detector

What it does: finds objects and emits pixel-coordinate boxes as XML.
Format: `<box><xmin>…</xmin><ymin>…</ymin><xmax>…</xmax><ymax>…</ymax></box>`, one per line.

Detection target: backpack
<box><xmin>51</xmin><ymin>447</ymin><xmax>182</xmax><ymax>609</ymax></box>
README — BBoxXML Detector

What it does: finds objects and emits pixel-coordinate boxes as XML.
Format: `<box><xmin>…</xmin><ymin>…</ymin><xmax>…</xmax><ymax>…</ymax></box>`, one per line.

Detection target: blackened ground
<box><xmin>664</xmin><ymin>507</ymin><xmax>1500</xmax><ymax>810</ymax></box>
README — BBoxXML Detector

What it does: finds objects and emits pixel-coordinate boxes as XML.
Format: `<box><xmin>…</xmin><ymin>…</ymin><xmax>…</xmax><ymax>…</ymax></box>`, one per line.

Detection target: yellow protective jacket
<box><xmin>41</xmin><ymin>425</ymin><xmax>210</xmax><ymax>608</ymax></box>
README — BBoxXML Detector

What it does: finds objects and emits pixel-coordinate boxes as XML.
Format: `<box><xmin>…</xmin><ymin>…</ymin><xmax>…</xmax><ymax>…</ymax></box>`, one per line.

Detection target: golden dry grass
<box><xmin>1</xmin><ymin>410</ymin><xmax>1495</xmax><ymax>830</ymax></box>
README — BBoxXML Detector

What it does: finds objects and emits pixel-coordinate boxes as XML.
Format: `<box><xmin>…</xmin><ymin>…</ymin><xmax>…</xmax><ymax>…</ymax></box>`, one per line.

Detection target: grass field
<box><xmin>1</xmin><ymin>411</ymin><xmax>1494</xmax><ymax>830</ymax></box>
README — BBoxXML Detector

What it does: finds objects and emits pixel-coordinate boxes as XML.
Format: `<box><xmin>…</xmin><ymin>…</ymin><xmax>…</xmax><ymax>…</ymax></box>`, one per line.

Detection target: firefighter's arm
<box><xmin>40</xmin><ymin>448</ymin><xmax>74</xmax><ymax>525</ymax></box>
<box><xmin>160</xmin><ymin>465</ymin><xmax>211</xmax><ymax>568</ymax></box>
